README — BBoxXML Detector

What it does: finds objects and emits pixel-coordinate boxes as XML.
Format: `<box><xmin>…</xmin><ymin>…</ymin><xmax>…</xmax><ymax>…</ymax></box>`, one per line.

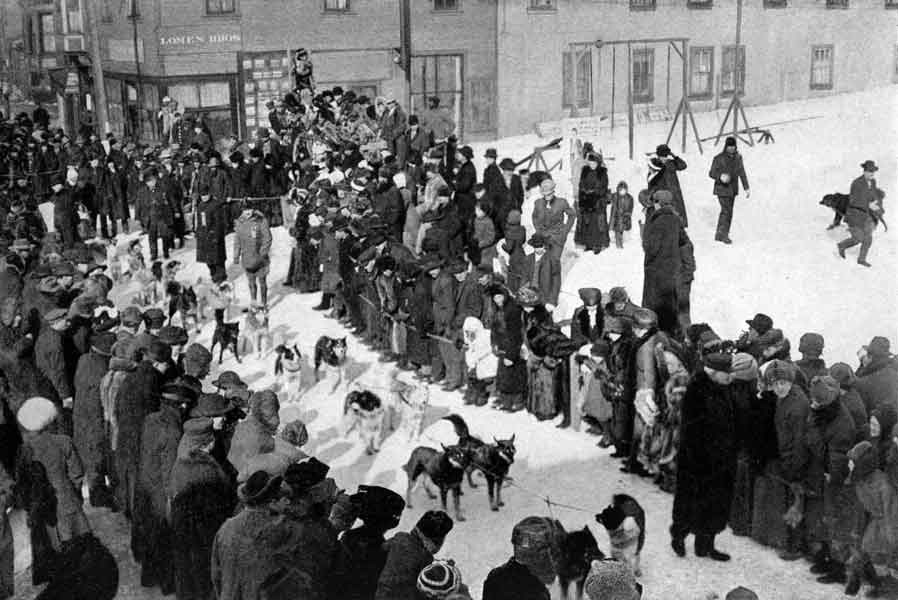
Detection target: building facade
<box><xmin>496</xmin><ymin>0</ymin><xmax>898</xmax><ymax>137</ymax></box>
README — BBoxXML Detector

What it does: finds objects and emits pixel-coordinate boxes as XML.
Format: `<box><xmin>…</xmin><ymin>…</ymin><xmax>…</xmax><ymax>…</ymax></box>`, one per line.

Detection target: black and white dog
<box><xmin>314</xmin><ymin>336</ymin><xmax>347</xmax><ymax>391</ymax></box>
<box><xmin>274</xmin><ymin>344</ymin><xmax>303</xmax><ymax>403</ymax></box>
<box><xmin>595</xmin><ymin>493</ymin><xmax>646</xmax><ymax>577</ymax></box>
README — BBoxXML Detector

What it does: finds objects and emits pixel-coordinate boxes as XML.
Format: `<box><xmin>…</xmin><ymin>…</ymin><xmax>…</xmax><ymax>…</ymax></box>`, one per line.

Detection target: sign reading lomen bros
<box><xmin>158</xmin><ymin>30</ymin><xmax>242</xmax><ymax>53</ymax></box>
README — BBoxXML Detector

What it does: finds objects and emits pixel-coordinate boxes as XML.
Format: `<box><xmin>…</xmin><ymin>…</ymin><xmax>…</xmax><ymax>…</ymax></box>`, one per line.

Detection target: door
<box><xmin>410</xmin><ymin>53</ymin><xmax>463</xmax><ymax>138</ymax></box>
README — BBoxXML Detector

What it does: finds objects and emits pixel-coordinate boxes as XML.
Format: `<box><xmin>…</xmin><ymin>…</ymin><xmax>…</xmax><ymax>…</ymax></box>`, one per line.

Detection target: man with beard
<box><xmin>670</xmin><ymin>351</ymin><xmax>737</xmax><ymax>562</ymax></box>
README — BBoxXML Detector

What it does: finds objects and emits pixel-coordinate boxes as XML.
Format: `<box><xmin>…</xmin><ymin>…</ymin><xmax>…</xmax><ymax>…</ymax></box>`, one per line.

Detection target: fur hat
<box><xmin>583</xmin><ymin>559</ymin><xmax>640</xmax><ymax>600</ymax></box>
<box><xmin>829</xmin><ymin>362</ymin><xmax>856</xmax><ymax>387</ymax></box>
<box><xmin>764</xmin><ymin>359</ymin><xmax>795</xmax><ymax>384</ymax></box>
<box><xmin>190</xmin><ymin>393</ymin><xmax>235</xmax><ymax>418</ymax></box>
<box><xmin>809</xmin><ymin>375</ymin><xmax>840</xmax><ymax>406</ymax></box>
<box><xmin>703</xmin><ymin>352</ymin><xmax>733</xmax><ymax>373</ymax></box>
<box><xmin>212</xmin><ymin>370</ymin><xmax>246</xmax><ymax>389</ymax></box>
<box><xmin>157</xmin><ymin>325</ymin><xmax>189</xmax><ymax>347</ymax></box>
<box><xmin>143</xmin><ymin>307</ymin><xmax>166</xmax><ymax>329</ymax></box>
<box><xmin>608</xmin><ymin>287</ymin><xmax>629</xmax><ymax>304</ymax></box>
<box><xmin>655</xmin><ymin>144</ymin><xmax>672</xmax><ymax>157</ymax></box>
<box><xmin>505</xmin><ymin>209</ymin><xmax>522</xmax><ymax>225</ymax></box>
<box><xmin>652</xmin><ymin>189</ymin><xmax>673</xmax><ymax>206</ymax></box>
<box><xmin>865</xmin><ymin>336</ymin><xmax>891</xmax><ymax>359</ymax></box>
<box><xmin>17</xmin><ymin>396</ymin><xmax>58</xmax><ymax>432</ymax></box>
<box><xmin>90</xmin><ymin>331</ymin><xmax>117</xmax><ymax>356</ymax></box>
<box><xmin>416</xmin><ymin>510</ymin><xmax>454</xmax><ymax>542</ymax></box>
<box><xmin>183</xmin><ymin>343</ymin><xmax>213</xmax><ymax>373</ymax></box>
<box><xmin>516</xmin><ymin>286</ymin><xmax>542</xmax><ymax>308</ymax></box>
<box><xmin>578</xmin><ymin>287</ymin><xmax>601</xmax><ymax>305</ymax></box>
<box><xmin>724</xmin><ymin>137</ymin><xmax>738</xmax><ymax>149</ymax></box>
<box><xmin>238</xmin><ymin>470</ymin><xmax>283</xmax><ymax>506</ymax></box>
<box><xmin>633</xmin><ymin>308</ymin><xmax>657</xmax><ymax>329</ymax></box>
<box><xmin>250</xmin><ymin>390</ymin><xmax>280</xmax><ymax>423</ymax></box>
<box><xmin>603</xmin><ymin>316</ymin><xmax>630</xmax><ymax>335</ymax></box>
<box><xmin>798</xmin><ymin>332</ymin><xmax>824</xmax><ymax>357</ymax></box>
<box><xmin>848</xmin><ymin>440</ymin><xmax>878</xmax><ymax>481</ymax></box>
<box><xmin>417</xmin><ymin>560</ymin><xmax>462</xmax><ymax>599</ymax></box>
<box><xmin>279</xmin><ymin>419</ymin><xmax>309</xmax><ymax>448</ymax></box>
<box><xmin>354</xmin><ymin>485</ymin><xmax>405</xmax><ymax>522</ymax></box>
<box><xmin>147</xmin><ymin>339</ymin><xmax>172</xmax><ymax>363</ymax></box>
<box><xmin>284</xmin><ymin>457</ymin><xmax>330</xmax><ymax>494</ymax></box>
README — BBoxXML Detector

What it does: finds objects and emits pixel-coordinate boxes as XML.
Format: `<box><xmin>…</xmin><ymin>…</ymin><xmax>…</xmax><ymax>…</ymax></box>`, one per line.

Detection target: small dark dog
<box><xmin>314</xmin><ymin>336</ymin><xmax>347</xmax><ymax>391</ymax></box>
<box><xmin>274</xmin><ymin>344</ymin><xmax>303</xmax><ymax>403</ymax></box>
<box><xmin>595</xmin><ymin>493</ymin><xmax>646</xmax><ymax>577</ymax></box>
<box><xmin>404</xmin><ymin>444</ymin><xmax>470</xmax><ymax>522</ymax></box>
<box><xmin>558</xmin><ymin>525</ymin><xmax>606</xmax><ymax>600</ymax></box>
<box><xmin>443</xmin><ymin>414</ymin><xmax>485</xmax><ymax>488</ymax></box>
<box><xmin>820</xmin><ymin>192</ymin><xmax>850</xmax><ymax>230</ymax></box>
<box><xmin>210</xmin><ymin>310</ymin><xmax>241</xmax><ymax>365</ymax></box>
<box><xmin>443</xmin><ymin>413</ymin><xmax>516</xmax><ymax>510</ymax></box>
<box><xmin>166</xmin><ymin>281</ymin><xmax>199</xmax><ymax>332</ymax></box>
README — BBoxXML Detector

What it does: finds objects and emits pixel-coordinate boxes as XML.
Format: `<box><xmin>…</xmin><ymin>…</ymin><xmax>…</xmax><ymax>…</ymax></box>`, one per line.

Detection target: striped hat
<box><xmin>417</xmin><ymin>560</ymin><xmax>462</xmax><ymax>599</ymax></box>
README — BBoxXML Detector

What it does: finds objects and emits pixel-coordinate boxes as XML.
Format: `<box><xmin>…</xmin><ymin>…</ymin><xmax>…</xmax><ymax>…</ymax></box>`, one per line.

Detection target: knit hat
<box><xmin>280</xmin><ymin>419</ymin><xmax>309</xmax><ymax>448</ymax></box>
<box><xmin>183</xmin><ymin>343</ymin><xmax>213</xmax><ymax>373</ymax></box>
<box><xmin>158</xmin><ymin>325</ymin><xmax>189</xmax><ymax>347</ymax></box>
<box><xmin>578</xmin><ymin>287</ymin><xmax>601</xmax><ymax>305</ymax></box>
<box><xmin>608</xmin><ymin>287</ymin><xmax>629</xmax><ymax>304</ymax></box>
<box><xmin>764</xmin><ymin>359</ymin><xmax>795</xmax><ymax>384</ymax></box>
<box><xmin>724</xmin><ymin>137</ymin><xmax>738</xmax><ymax>149</ymax></box>
<box><xmin>703</xmin><ymin>352</ymin><xmax>733</xmax><ymax>373</ymax></box>
<box><xmin>417</xmin><ymin>560</ymin><xmax>462</xmax><ymax>599</ymax></box>
<box><xmin>17</xmin><ymin>397</ymin><xmax>58</xmax><ymax>432</ymax></box>
<box><xmin>809</xmin><ymin>375</ymin><xmax>840</xmax><ymax>407</ymax></box>
<box><xmin>633</xmin><ymin>308</ymin><xmax>657</xmax><ymax>329</ymax></box>
<box><xmin>829</xmin><ymin>362</ymin><xmax>856</xmax><ymax>387</ymax></box>
<box><xmin>798</xmin><ymin>332</ymin><xmax>824</xmax><ymax>357</ymax></box>
<box><xmin>584</xmin><ymin>559</ymin><xmax>640</xmax><ymax>600</ymax></box>
<box><xmin>865</xmin><ymin>336</ymin><xmax>891</xmax><ymax>359</ymax></box>
<box><xmin>415</xmin><ymin>510</ymin><xmax>454</xmax><ymax>542</ymax></box>
<box><xmin>147</xmin><ymin>339</ymin><xmax>172</xmax><ymax>363</ymax></box>
<box><xmin>121</xmin><ymin>306</ymin><xmax>143</xmax><ymax>327</ymax></box>
<box><xmin>238</xmin><ymin>470</ymin><xmax>283</xmax><ymax>506</ymax></box>
<box><xmin>725</xmin><ymin>587</ymin><xmax>759</xmax><ymax>600</ymax></box>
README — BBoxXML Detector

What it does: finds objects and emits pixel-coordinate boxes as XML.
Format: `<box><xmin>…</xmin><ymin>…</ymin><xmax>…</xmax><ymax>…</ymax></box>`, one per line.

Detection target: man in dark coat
<box><xmin>432</xmin><ymin>260</ymin><xmax>462</xmax><ymax>390</ymax></box>
<box><xmin>375</xmin><ymin>510</ymin><xmax>454</xmax><ymax>600</ymax></box>
<box><xmin>482</xmin><ymin>517</ymin><xmax>554</xmax><ymax>600</ymax></box>
<box><xmin>490</xmin><ymin>158</ymin><xmax>525</xmax><ymax>238</ymax></box>
<box><xmin>72</xmin><ymin>331</ymin><xmax>115</xmax><ymax>507</ymax></box>
<box><xmin>677</xmin><ymin>228</ymin><xmax>696</xmax><ymax>337</ymax></box>
<box><xmin>521</xmin><ymin>234</ymin><xmax>562</xmax><ymax>310</ymax></box>
<box><xmin>169</xmin><ymin>417</ymin><xmax>236</xmax><ymax>600</ymax></box>
<box><xmin>115</xmin><ymin>339</ymin><xmax>169</xmax><ymax>517</ymax></box>
<box><xmin>648</xmin><ymin>143</ymin><xmax>689</xmax><ymax>227</ymax></box>
<box><xmin>34</xmin><ymin>308</ymin><xmax>74</xmax><ymax>415</ymax></box>
<box><xmin>670</xmin><ymin>352</ymin><xmax>737</xmax><ymax>561</ymax></box>
<box><xmin>854</xmin><ymin>336</ymin><xmax>898</xmax><ymax>416</ymax></box>
<box><xmin>132</xmin><ymin>382</ymin><xmax>192</xmax><ymax>594</ymax></box>
<box><xmin>50</xmin><ymin>174</ymin><xmax>81</xmax><ymax>249</ymax></box>
<box><xmin>454</xmin><ymin>146</ymin><xmax>478</xmax><ymax>226</ymax></box>
<box><xmin>482</xmin><ymin>148</ymin><xmax>502</xmax><ymax>194</ymax></box>
<box><xmin>332</xmin><ymin>485</ymin><xmax>405</xmax><ymax>600</ymax></box>
<box><xmin>708</xmin><ymin>136</ymin><xmax>750</xmax><ymax>244</ymax></box>
<box><xmin>194</xmin><ymin>184</ymin><xmax>228</xmax><ymax>283</ymax></box>
<box><xmin>641</xmin><ymin>190</ymin><xmax>686</xmax><ymax>337</ymax></box>
<box><xmin>838</xmin><ymin>160</ymin><xmax>884</xmax><ymax>267</ymax></box>
<box><xmin>372</xmin><ymin>167</ymin><xmax>405</xmax><ymax>243</ymax></box>
<box><xmin>137</xmin><ymin>168</ymin><xmax>175</xmax><ymax>260</ymax></box>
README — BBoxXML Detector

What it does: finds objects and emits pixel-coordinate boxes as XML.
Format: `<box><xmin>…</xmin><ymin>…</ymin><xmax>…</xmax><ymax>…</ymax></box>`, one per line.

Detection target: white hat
<box><xmin>328</xmin><ymin>170</ymin><xmax>346</xmax><ymax>185</ymax></box>
<box><xmin>162</xmin><ymin>96</ymin><xmax>171</xmax><ymax>104</ymax></box>
<box><xmin>17</xmin><ymin>397</ymin><xmax>58</xmax><ymax>432</ymax></box>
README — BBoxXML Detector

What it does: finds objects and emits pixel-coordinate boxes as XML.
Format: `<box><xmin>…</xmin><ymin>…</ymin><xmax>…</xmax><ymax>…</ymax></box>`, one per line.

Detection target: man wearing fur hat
<box><xmin>854</xmin><ymin>336</ymin><xmax>898</xmax><ymax>417</ymax></box>
<box><xmin>181</xmin><ymin>342</ymin><xmax>212</xmax><ymax>389</ymax></box>
<box><xmin>482</xmin><ymin>516</ymin><xmax>555</xmax><ymax>600</ymax></box>
<box><xmin>670</xmin><ymin>352</ymin><xmax>737</xmax><ymax>562</ymax></box>
<box><xmin>376</xmin><ymin>510</ymin><xmax>454</xmax><ymax>600</ymax></box>
<box><xmin>708</xmin><ymin>136</ymin><xmax>750</xmax><ymax>244</ymax></box>
<box><xmin>168</xmin><ymin>417</ymin><xmax>236</xmax><ymax>600</ymax></box>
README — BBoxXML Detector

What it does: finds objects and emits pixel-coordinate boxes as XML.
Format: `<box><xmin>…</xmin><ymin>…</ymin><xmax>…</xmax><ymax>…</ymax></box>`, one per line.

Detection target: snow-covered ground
<box><xmin>14</xmin><ymin>84</ymin><xmax>898</xmax><ymax>600</ymax></box>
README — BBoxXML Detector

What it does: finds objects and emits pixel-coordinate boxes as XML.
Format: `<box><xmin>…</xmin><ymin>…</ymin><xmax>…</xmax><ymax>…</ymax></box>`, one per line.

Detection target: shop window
<box><xmin>324</xmin><ymin>0</ymin><xmax>349</xmax><ymax>11</ymax></box>
<box><xmin>810</xmin><ymin>45</ymin><xmax>834</xmax><ymax>90</ymax></box>
<box><xmin>434</xmin><ymin>0</ymin><xmax>458</xmax><ymax>10</ymax></box>
<box><xmin>206</xmin><ymin>0</ymin><xmax>235</xmax><ymax>15</ymax></box>
<box><xmin>63</xmin><ymin>0</ymin><xmax>83</xmax><ymax>33</ymax></box>
<box><xmin>721</xmin><ymin>45</ymin><xmax>745</xmax><ymax>95</ymax></box>
<box><xmin>562</xmin><ymin>45</ymin><xmax>592</xmax><ymax>110</ymax></box>
<box><xmin>200</xmin><ymin>82</ymin><xmax>230</xmax><ymax>107</ymax></box>
<box><xmin>689</xmin><ymin>47</ymin><xmax>713</xmax><ymax>99</ymax></box>
<box><xmin>764</xmin><ymin>0</ymin><xmax>787</xmax><ymax>6</ymax></box>
<box><xmin>410</xmin><ymin>54</ymin><xmax>462</xmax><ymax>138</ymax></box>
<box><xmin>826</xmin><ymin>0</ymin><xmax>848</xmax><ymax>7</ymax></box>
<box><xmin>632</xmin><ymin>48</ymin><xmax>654</xmax><ymax>103</ymax></box>
<box><xmin>528</xmin><ymin>0</ymin><xmax>556</xmax><ymax>11</ymax></box>
<box><xmin>630</xmin><ymin>0</ymin><xmax>656</xmax><ymax>11</ymax></box>
<box><xmin>687</xmin><ymin>0</ymin><xmax>713</xmax><ymax>7</ymax></box>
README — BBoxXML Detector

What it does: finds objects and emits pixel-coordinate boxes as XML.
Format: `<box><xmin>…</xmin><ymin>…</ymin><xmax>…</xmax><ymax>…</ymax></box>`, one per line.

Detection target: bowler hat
<box><xmin>860</xmin><ymin>160</ymin><xmax>879</xmax><ymax>172</ymax></box>
<box><xmin>121</xmin><ymin>306</ymin><xmax>143</xmax><ymax>327</ymax></box>
<box><xmin>484</xmin><ymin>148</ymin><xmax>498</xmax><ymax>159</ymax></box>
<box><xmin>499</xmin><ymin>158</ymin><xmax>517</xmax><ymax>171</ymax></box>
<box><xmin>458</xmin><ymin>146</ymin><xmax>474</xmax><ymax>160</ymax></box>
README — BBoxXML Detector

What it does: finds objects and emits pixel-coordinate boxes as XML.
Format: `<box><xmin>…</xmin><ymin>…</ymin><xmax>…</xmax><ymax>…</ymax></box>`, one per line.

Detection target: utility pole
<box><xmin>131</xmin><ymin>0</ymin><xmax>143</xmax><ymax>140</ymax></box>
<box><xmin>83</xmin><ymin>0</ymin><xmax>109</xmax><ymax>134</ymax></box>
<box><xmin>0</xmin><ymin>1</ymin><xmax>9</xmax><ymax>117</ymax></box>
<box><xmin>399</xmin><ymin>0</ymin><xmax>411</xmax><ymax>107</ymax></box>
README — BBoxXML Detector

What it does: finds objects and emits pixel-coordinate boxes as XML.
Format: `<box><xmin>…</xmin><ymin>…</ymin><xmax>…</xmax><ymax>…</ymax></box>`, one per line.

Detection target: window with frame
<box><xmin>825</xmin><ymin>0</ymin><xmax>848</xmax><ymax>7</ymax></box>
<box><xmin>37</xmin><ymin>13</ymin><xmax>55</xmax><ymax>54</ymax></box>
<box><xmin>632</xmin><ymin>48</ymin><xmax>654</xmax><ymax>103</ymax></box>
<box><xmin>206</xmin><ymin>0</ymin><xmax>235</xmax><ymax>14</ymax></box>
<box><xmin>687</xmin><ymin>0</ymin><xmax>713</xmax><ymax>8</ymax></box>
<box><xmin>721</xmin><ymin>45</ymin><xmax>745</xmax><ymax>95</ymax></box>
<box><xmin>763</xmin><ymin>0</ymin><xmax>787</xmax><ymax>6</ymax></box>
<box><xmin>528</xmin><ymin>0</ymin><xmax>556</xmax><ymax>10</ymax></box>
<box><xmin>810</xmin><ymin>45</ymin><xmax>834</xmax><ymax>90</ymax></box>
<box><xmin>562</xmin><ymin>45</ymin><xmax>592</xmax><ymax>110</ymax></box>
<box><xmin>323</xmin><ymin>0</ymin><xmax>350</xmax><ymax>11</ymax></box>
<box><xmin>630</xmin><ymin>0</ymin><xmax>656</xmax><ymax>11</ymax></box>
<box><xmin>63</xmin><ymin>0</ymin><xmax>83</xmax><ymax>33</ymax></box>
<box><xmin>689</xmin><ymin>47</ymin><xmax>713</xmax><ymax>98</ymax></box>
<box><xmin>410</xmin><ymin>54</ymin><xmax>462</xmax><ymax>137</ymax></box>
<box><xmin>434</xmin><ymin>0</ymin><xmax>458</xmax><ymax>10</ymax></box>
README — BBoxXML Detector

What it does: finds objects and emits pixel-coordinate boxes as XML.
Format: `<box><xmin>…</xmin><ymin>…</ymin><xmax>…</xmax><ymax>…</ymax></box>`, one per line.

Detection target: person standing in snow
<box><xmin>233</xmin><ymin>205</ymin><xmax>273</xmax><ymax>307</ymax></box>
<box><xmin>647</xmin><ymin>144</ymin><xmax>688</xmax><ymax>228</ymax></box>
<box><xmin>837</xmin><ymin>160</ymin><xmax>885</xmax><ymax>268</ymax></box>
<box><xmin>531</xmin><ymin>179</ymin><xmax>576</xmax><ymax>262</ymax></box>
<box><xmin>708</xmin><ymin>137</ymin><xmax>750</xmax><ymax>244</ymax></box>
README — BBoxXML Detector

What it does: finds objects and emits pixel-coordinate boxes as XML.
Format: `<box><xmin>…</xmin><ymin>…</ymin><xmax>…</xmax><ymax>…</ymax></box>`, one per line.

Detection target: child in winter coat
<box><xmin>472</xmin><ymin>201</ymin><xmax>497</xmax><ymax>268</ymax></box>
<box><xmin>846</xmin><ymin>440</ymin><xmax>898</xmax><ymax>596</ymax></box>
<box><xmin>609</xmin><ymin>181</ymin><xmax>634</xmax><ymax>249</ymax></box>
<box><xmin>497</xmin><ymin>209</ymin><xmax>528</xmax><ymax>292</ymax></box>
<box><xmin>463</xmin><ymin>317</ymin><xmax>497</xmax><ymax>406</ymax></box>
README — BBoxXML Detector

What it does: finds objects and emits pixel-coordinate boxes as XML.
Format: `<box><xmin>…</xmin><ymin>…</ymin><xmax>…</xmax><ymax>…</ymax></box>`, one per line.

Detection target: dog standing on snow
<box><xmin>343</xmin><ymin>389</ymin><xmax>385</xmax><ymax>455</ymax></box>
<box><xmin>274</xmin><ymin>344</ymin><xmax>303</xmax><ymax>404</ymax></box>
<box><xmin>595</xmin><ymin>493</ymin><xmax>646</xmax><ymax>577</ymax></box>
<box><xmin>242</xmin><ymin>304</ymin><xmax>273</xmax><ymax>359</ymax></box>
<box><xmin>389</xmin><ymin>371</ymin><xmax>429</xmax><ymax>441</ymax></box>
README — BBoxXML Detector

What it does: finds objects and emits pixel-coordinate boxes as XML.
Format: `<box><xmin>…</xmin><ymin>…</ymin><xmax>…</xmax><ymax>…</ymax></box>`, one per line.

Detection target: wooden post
<box><xmin>610</xmin><ymin>45</ymin><xmax>616</xmax><ymax>132</ymax></box>
<box><xmin>681</xmin><ymin>40</ymin><xmax>687</xmax><ymax>154</ymax></box>
<box><xmin>130</xmin><ymin>3</ymin><xmax>143</xmax><ymax>141</ymax></box>
<box><xmin>84</xmin><ymin>0</ymin><xmax>110</xmax><ymax>134</ymax></box>
<box><xmin>627</xmin><ymin>42</ymin><xmax>633</xmax><ymax>161</ymax></box>
<box><xmin>666</xmin><ymin>43</ymin><xmax>671</xmax><ymax>112</ymax></box>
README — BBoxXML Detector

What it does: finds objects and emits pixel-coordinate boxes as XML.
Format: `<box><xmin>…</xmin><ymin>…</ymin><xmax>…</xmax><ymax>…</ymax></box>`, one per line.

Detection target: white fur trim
<box><xmin>17</xmin><ymin>397</ymin><xmax>58</xmax><ymax>432</ymax></box>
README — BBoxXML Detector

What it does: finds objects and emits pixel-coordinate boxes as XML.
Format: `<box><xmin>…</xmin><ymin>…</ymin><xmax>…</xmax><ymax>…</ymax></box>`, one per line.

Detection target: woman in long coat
<box><xmin>670</xmin><ymin>353</ymin><xmax>737</xmax><ymax>561</ymax></box>
<box><xmin>15</xmin><ymin>396</ymin><xmax>91</xmax><ymax>585</ymax></box>
<box><xmin>647</xmin><ymin>146</ymin><xmax>688</xmax><ymax>227</ymax></box>
<box><xmin>489</xmin><ymin>285</ymin><xmax>526</xmax><ymax>412</ymax></box>
<box><xmin>575</xmin><ymin>155</ymin><xmax>610</xmax><ymax>252</ymax></box>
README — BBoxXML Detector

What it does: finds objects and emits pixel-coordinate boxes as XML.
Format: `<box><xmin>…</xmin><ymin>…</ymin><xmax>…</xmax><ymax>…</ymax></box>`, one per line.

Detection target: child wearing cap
<box><xmin>609</xmin><ymin>182</ymin><xmax>634</xmax><ymax>249</ymax></box>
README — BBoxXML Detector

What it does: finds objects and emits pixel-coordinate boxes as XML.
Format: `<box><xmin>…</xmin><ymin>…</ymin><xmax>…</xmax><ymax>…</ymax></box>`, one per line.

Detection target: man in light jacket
<box><xmin>233</xmin><ymin>206</ymin><xmax>273</xmax><ymax>307</ymax></box>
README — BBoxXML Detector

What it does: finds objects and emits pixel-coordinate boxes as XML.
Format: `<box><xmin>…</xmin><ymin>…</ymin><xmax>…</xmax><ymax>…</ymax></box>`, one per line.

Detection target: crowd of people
<box><xmin>0</xmin><ymin>56</ymin><xmax>892</xmax><ymax>600</ymax></box>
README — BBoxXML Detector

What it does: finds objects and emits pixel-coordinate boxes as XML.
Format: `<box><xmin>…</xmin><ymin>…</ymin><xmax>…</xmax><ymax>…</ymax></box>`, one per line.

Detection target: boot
<box><xmin>862</xmin><ymin>560</ymin><xmax>881</xmax><ymax>588</ymax></box>
<box><xmin>671</xmin><ymin>535</ymin><xmax>686</xmax><ymax>557</ymax></box>
<box><xmin>704</xmin><ymin>534</ymin><xmax>731</xmax><ymax>562</ymax></box>
<box><xmin>778</xmin><ymin>528</ymin><xmax>804</xmax><ymax>561</ymax></box>
<box><xmin>845</xmin><ymin>570</ymin><xmax>861</xmax><ymax>596</ymax></box>
<box><xmin>313</xmin><ymin>293</ymin><xmax>332</xmax><ymax>310</ymax></box>
<box><xmin>809</xmin><ymin>546</ymin><xmax>832</xmax><ymax>573</ymax></box>
<box><xmin>817</xmin><ymin>562</ymin><xmax>846</xmax><ymax>584</ymax></box>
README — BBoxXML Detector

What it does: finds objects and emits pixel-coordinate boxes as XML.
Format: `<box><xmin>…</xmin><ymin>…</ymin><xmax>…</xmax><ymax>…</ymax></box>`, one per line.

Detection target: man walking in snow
<box><xmin>233</xmin><ymin>205</ymin><xmax>273</xmax><ymax>306</ymax></box>
<box><xmin>837</xmin><ymin>160</ymin><xmax>884</xmax><ymax>268</ymax></box>
<box><xmin>708</xmin><ymin>136</ymin><xmax>750</xmax><ymax>244</ymax></box>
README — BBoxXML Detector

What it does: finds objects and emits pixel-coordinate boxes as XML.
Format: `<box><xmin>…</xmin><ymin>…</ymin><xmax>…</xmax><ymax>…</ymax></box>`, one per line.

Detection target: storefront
<box><xmin>103</xmin><ymin>75</ymin><xmax>161</xmax><ymax>141</ymax></box>
<box><xmin>162</xmin><ymin>74</ymin><xmax>240</xmax><ymax>143</ymax></box>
